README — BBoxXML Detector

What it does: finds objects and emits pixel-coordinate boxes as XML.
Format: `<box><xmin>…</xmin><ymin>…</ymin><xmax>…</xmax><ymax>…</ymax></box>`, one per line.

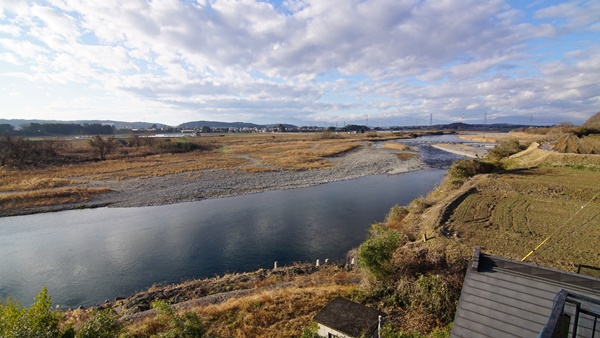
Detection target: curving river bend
<box><xmin>0</xmin><ymin>142</ymin><xmax>464</xmax><ymax>308</ymax></box>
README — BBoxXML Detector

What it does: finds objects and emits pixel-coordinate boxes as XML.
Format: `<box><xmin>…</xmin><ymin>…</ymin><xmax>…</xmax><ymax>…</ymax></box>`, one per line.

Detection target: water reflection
<box><xmin>0</xmin><ymin>169</ymin><xmax>446</xmax><ymax>307</ymax></box>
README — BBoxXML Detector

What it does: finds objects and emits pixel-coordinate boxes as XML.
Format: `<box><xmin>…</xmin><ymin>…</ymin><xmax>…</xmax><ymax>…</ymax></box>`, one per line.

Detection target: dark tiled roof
<box><xmin>451</xmin><ymin>250</ymin><xmax>600</xmax><ymax>338</ymax></box>
<box><xmin>313</xmin><ymin>297</ymin><xmax>384</xmax><ymax>337</ymax></box>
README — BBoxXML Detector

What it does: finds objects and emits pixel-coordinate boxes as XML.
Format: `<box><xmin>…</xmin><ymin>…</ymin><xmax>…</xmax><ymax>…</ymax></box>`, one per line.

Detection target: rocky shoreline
<box><xmin>3</xmin><ymin>143</ymin><xmax>428</xmax><ymax>217</ymax></box>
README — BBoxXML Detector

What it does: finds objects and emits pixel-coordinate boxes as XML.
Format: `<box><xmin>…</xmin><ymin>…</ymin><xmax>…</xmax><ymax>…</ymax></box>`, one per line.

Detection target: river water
<box><xmin>0</xmin><ymin>144</ymin><xmax>462</xmax><ymax>308</ymax></box>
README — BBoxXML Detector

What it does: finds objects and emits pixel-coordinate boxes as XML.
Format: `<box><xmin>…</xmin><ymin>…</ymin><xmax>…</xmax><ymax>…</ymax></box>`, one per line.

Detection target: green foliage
<box><xmin>487</xmin><ymin>139</ymin><xmax>527</xmax><ymax>160</ymax></box>
<box><xmin>0</xmin><ymin>286</ymin><xmax>62</xmax><ymax>338</ymax></box>
<box><xmin>409</xmin><ymin>275</ymin><xmax>457</xmax><ymax>323</ymax></box>
<box><xmin>76</xmin><ymin>309</ymin><xmax>120</xmax><ymax>338</ymax></box>
<box><xmin>429</xmin><ymin>323</ymin><xmax>453</xmax><ymax>338</ymax></box>
<box><xmin>449</xmin><ymin>158</ymin><xmax>501</xmax><ymax>179</ymax></box>
<box><xmin>379</xmin><ymin>323</ymin><xmax>425</xmax><ymax>338</ymax></box>
<box><xmin>20</xmin><ymin>123</ymin><xmax>114</xmax><ymax>136</ymax></box>
<box><xmin>151</xmin><ymin>300</ymin><xmax>206</xmax><ymax>337</ymax></box>
<box><xmin>358</xmin><ymin>224</ymin><xmax>401</xmax><ymax>280</ymax></box>
<box><xmin>300</xmin><ymin>321</ymin><xmax>319</xmax><ymax>338</ymax></box>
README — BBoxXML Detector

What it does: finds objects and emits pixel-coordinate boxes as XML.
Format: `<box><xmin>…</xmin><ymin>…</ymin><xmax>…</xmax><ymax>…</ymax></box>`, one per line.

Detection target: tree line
<box><xmin>0</xmin><ymin>123</ymin><xmax>114</xmax><ymax>136</ymax></box>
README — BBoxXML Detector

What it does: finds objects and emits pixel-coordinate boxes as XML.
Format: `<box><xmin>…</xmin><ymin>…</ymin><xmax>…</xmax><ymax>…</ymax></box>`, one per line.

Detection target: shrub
<box><xmin>76</xmin><ymin>309</ymin><xmax>120</xmax><ymax>338</ymax></box>
<box><xmin>379</xmin><ymin>323</ymin><xmax>425</xmax><ymax>338</ymax></box>
<box><xmin>408</xmin><ymin>197</ymin><xmax>431</xmax><ymax>214</ymax></box>
<box><xmin>0</xmin><ymin>286</ymin><xmax>62</xmax><ymax>338</ymax></box>
<box><xmin>487</xmin><ymin>139</ymin><xmax>527</xmax><ymax>160</ymax></box>
<box><xmin>409</xmin><ymin>275</ymin><xmax>457</xmax><ymax>323</ymax></box>
<box><xmin>314</xmin><ymin>130</ymin><xmax>341</xmax><ymax>140</ymax></box>
<box><xmin>300</xmin><ymin>321</ymin><xmax>319</xmax><ymax>338</ymax></box>
<box><xmin>88</xmin><ymin>135</ymin><xmax>118</xmax><ymax>160</ymax></box>
<box><xmin>149</xmin><ymin>300</ymin><xmax>206</xmax><ymax>338</ymax></box>
<box><xmin>385</xmin><ymin>205</ymin><xmax>409</xmax><ymax>225</ymax></box>
<box><xmin>449</xmin><ymin>159</ymin><xmax>501</xmax><ymax>179</ymax></box>
<box><xmin>430</xmin><ymin>323</ymin><xmax>453</xmax><ymax>338</ymax></box>
<box><xmin>154</xmin><ymin>139</ymin><xmax>205</xmax><ymax>153</ymax></box>
<box><xmin>358</xmin><ymin>225</ymin><xmax>401</xmax><ymax>280</ymax></box>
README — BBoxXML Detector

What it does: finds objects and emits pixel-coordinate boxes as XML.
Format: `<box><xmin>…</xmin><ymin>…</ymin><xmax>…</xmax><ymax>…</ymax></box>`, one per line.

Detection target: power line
<box><xmin>536</xmin><ymin>211</ymin><xmax>600</xmax><ymax>256</ymax></box>
<box><xmin>521</xmin><ymin>191</ymin><xmax>600</xmax><ymax>261</ymax></box>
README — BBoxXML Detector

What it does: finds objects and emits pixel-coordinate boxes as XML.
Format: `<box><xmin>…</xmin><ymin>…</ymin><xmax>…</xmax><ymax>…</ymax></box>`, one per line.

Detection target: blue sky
<box><xmin>0</xmin><ymin>0</ymin><xmax>599</xmax><ymax>127</ymax></box>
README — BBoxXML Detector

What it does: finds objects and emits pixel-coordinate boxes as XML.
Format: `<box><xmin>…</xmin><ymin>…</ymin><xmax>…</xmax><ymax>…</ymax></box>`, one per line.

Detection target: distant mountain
<box><xmin>179</xmin><ymin>121</ymin><xmax>262</xmax><ymax>129</ymax></box>
<box><xmin>393</xmin><ymin>122</ymin><xmax>542</xmax><ymax>131</ymax></box>
<box><xmin>179</xmin><ymin>121</ymin><xmax>298</xmax><ymax>129</ymax></box>
<box><xmin>0</xmin><ymin>119</ymin><xmax>169</xmax><ymax>129</ymax></box>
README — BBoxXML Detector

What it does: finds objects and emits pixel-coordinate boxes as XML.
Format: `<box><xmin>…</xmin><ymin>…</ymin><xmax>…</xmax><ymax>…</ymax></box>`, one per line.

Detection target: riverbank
<box><xmin>430</xmin><ymin>142</ymin><xmax>491</xmax><ymax>158</ymax></box>
<box><xmin>1</xmin><ymin>142</ymin><xmax>427</xmax><ymax>217</ymax></box>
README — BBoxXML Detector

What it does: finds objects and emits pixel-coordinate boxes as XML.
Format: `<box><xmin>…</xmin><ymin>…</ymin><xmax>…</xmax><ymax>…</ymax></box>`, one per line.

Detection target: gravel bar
<box><xmin>2</xmin><ymin>144</ymin><xmax>428</xmax><ymax>216</ymax></box>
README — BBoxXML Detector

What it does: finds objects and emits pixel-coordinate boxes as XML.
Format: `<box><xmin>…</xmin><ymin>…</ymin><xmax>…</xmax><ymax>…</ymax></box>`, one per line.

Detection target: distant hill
<box><xmin>1</xmin><ymin>118</ymin><xmax>543</xmax><ymax>132</ymax></box>
<box><xmin>179</xmin><ymin>121</ymin><xmax>262</xmax><ymax>129</ymax></box>
<box><xmin>0</xmin><ymin>119</ymin><xmax>169</xmax><ymax>129</ymax></box>
<box><xmin>393</xmin><ymin>122</ymin><xmax>538</xmax><ymax>131</ymax></box>
<box><xmin>179</xmin><ymin>121</ymin><xmax>298</xmax><ymax>129</ymax></box>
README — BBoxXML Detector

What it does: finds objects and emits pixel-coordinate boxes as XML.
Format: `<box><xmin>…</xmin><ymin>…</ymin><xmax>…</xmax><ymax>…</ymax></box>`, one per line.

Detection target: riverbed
<box><xmin>0</xmin><ymin>139</ymin><xmax>471</xmax><ymax>307</ymax></box>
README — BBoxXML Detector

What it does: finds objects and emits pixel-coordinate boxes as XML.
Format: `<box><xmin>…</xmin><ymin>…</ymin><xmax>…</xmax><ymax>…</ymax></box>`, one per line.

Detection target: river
<box><xmin>0</xmin><ymin>144</ymin><xmax>462</xmax><ymax>308</ymax></box>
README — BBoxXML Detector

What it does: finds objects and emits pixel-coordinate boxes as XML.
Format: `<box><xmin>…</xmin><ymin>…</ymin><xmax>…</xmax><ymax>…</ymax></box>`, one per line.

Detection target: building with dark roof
<box><xmin>451</xmin><ymin>248</ymin><xmax>600</xmax><ymax>338</ymax></box>
<box><xmin>313</xmin><ymin>297</ymin><xmax>385</xmax><ymax>338</ymax></box>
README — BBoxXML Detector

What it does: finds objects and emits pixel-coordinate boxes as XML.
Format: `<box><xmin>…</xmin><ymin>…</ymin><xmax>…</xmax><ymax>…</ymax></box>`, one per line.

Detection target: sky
<box><xmin>0</xmin><ymin>0</ymin><xmax>599</xmax><ymax>127</ymax></box>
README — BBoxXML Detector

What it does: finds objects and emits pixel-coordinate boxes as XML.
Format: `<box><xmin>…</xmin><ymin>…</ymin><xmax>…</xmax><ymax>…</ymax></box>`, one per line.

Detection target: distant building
<box><xmin>451</xmin><ymin>248</ymin><xmax>600</xmax><ymax>338</ymax></box>
<box><xmin>313</xmin><ymin>297</ymin><xmax>384</xmax><ymax>338</ymax></box>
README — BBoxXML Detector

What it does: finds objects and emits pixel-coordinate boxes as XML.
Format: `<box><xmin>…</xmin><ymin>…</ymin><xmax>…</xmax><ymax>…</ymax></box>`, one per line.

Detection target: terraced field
<box><xmin>445</xmin><ymin>166</ymin><xmax>600</xmax><ymax>271</ymax></box>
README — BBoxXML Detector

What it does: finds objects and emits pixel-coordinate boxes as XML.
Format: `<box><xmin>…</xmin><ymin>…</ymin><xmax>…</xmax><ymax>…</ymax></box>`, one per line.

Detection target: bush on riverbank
<box><xmin>0</xmin><ymin>287</ymin><xmax>62</xmax><ymax>337</ymax></box>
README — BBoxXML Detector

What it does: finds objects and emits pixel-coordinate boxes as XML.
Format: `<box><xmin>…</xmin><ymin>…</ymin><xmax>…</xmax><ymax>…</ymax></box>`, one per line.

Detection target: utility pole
<box><xmin>484</xmin><ymin>112</ymin><xmax>487</xmax><ymax>125</ymax></box>
<box><xmin>430</xmin><ymin>113</ymin><xmax>433</xmax><ymax>126</ymax></box>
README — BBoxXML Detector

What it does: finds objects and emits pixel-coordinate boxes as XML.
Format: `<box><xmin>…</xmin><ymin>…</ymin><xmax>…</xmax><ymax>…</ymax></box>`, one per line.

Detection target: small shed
<box><xmin>313</xmin><ymin>297</ymin><xmax>384</xmax><ymax>338</ymax></box>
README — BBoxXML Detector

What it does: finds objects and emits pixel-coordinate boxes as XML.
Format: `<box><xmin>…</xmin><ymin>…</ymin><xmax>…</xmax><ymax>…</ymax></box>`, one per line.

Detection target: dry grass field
<box><xmin>0</xmin><ymin>133</ymin><xmax>369</xmax><ymax>212</ymax></box>
<box><xmin>459</xmin><ymin>131</ymin><xmax>555</xmax><ymax>143</ymax></box>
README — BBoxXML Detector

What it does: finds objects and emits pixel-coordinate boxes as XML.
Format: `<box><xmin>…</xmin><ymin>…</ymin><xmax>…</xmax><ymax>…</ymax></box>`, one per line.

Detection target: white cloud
<box><xmin>0</xmin><ymin>0</ymin><xmax>598</xmax><ymax>126</ymax></box>
<box><xmin>535</xmin><ymin>1</ymin><xmax>600</xmax><ymax>31</ymax></box>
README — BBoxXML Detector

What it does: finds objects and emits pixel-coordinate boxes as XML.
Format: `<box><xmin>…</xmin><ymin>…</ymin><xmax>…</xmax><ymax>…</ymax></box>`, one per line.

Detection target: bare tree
<box><xmin>89</xmin><ymin>135</ymin><xmax>118</xmax><ymax>160</ymax></box>
<box><xmin>0</xmin><ymin>135</ymin><xmax>32</xmax><ymax>166</ymax></box>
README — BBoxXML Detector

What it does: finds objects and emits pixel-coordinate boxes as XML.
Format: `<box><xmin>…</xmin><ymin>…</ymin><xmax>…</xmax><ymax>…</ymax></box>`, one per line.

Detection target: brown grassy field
<box><xmin>458</xmin><ymin>131</ymin><xmax>555</xmax><ymax>143</ymax></box>
<box><xmin>0</xmin><ymin>133</ymin><xmax>368</xmax><ymax>212</ymax></box>
<box><xmin>113</xmin><ymin>265</ymin><xmax>360</xmax><ymax>338</ymax></box>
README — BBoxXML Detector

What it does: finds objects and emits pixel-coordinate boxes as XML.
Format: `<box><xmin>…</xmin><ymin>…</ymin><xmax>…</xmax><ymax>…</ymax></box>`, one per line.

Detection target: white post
<box><xmin>316</xmin><ymin>259</ymin><xmax>320</xmax><ymax>267</ymax></box>
<box><xmin>378</xmin><ymin>315</ymin><xmax>382</xmax><ymax>338</ymax></box>
<box><xmin>274</xmin><ymin>261</ymin><xmax>278</xmax><ymax>269</ymax></box>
